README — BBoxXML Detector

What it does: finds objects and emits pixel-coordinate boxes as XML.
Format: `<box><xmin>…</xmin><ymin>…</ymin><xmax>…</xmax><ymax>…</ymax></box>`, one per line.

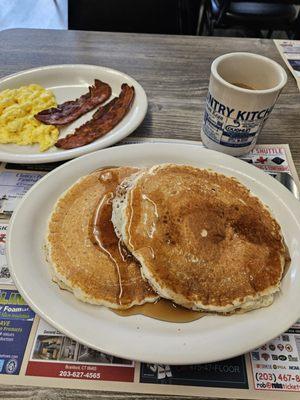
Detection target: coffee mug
<box><xmin>201</xmin><ymin>52</ymin><xmax>287</xmax><ymax>156</ymax></box>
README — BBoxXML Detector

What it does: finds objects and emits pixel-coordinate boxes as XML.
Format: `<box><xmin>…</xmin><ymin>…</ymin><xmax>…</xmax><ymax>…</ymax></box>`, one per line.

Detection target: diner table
<box><xmin>0</xmin><ymin>28</ymin><xmax>299</xmax><ymax>400</ymax></box>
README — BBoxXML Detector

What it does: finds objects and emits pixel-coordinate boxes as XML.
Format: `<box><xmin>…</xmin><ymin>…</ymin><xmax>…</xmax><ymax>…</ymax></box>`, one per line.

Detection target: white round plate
<box><xmin>0</xmin><ymin>64</ymin><xmax>147</xmax><ymax>163</ymax></box>
<box><xmin>7</xmin><ymin>143</ymin><xmax>300</xmax><ymax>364</ymax></box>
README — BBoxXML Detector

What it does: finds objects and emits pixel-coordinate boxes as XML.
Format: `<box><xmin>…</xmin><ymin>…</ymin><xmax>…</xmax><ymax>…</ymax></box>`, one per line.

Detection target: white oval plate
<box><xmin>0</xmin><ymin>64</ymin><xmax>147</xmax><ymax>163</ymax></box>
<box><xmin>7</xmin><ymin>143</ymin><xmax>300</xmax><ymax>364</ymax></box>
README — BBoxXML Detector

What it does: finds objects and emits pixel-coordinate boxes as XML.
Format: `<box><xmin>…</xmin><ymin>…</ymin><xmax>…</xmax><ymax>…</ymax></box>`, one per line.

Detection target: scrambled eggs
<box><xmin>0</xmin><ymin>84</ymin><xmax>59</xmax><ymax>151</ymax></box>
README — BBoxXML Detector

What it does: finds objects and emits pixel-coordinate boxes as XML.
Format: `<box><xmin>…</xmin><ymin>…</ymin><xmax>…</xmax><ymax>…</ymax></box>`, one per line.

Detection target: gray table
<box><xmin>0</xmin><ymin>28</ymin><xmax>299</xmax><ymax>400</ymax></box>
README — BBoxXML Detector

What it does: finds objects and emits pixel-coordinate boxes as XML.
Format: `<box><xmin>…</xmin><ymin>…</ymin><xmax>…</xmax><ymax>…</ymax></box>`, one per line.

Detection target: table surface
<box><xmin>0</xmin><ymin>28</ymin><xmax>299</xmax><ymax>400</ymax></box>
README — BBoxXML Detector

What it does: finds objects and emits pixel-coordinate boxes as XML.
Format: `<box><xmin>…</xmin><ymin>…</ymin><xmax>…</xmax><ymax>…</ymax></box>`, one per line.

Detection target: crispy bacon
<box><xmin>92</xmin><ymin>97</ymin><xmax>118</xmax><ymax>120</ymax></box>
<box><xmin>55</xmin><ymin>84</ymin><xmax>135</xmax><ymax>149</ymax></box>
<box><xmin>35</xmin><ymin>80</ymin><xmax>112</xmax><ymax>126</ymax></box>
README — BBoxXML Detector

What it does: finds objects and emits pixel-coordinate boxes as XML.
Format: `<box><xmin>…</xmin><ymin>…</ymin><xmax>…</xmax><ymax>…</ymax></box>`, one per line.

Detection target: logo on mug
<box><xmin>202</xmin><ymin>92</ymin><xmax>273</xmax><ymax>149</ymax></box>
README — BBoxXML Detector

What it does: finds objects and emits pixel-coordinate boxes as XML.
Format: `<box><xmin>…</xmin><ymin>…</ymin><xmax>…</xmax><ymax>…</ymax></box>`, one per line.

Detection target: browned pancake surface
<box><xmin>47</xmin><ymin>167</ymin><xmax>157</xmax><ymax>309</ymax></box>
<box><xmin>121</xmin><ymin>164</ymin><xmax>285</xmax><ymax>310</ymax></box>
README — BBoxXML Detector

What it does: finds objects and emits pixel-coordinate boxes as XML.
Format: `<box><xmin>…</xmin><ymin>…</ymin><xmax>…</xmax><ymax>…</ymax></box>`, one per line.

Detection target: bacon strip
<box><xmin>55</xmin><ymin>84</ymin><xmax>135</xmax><ymax>149</ymax></box>
<box><xmin>35</xmin><ymin>80</ymin><xmax>112</xmax><ymax>126</ymax></box>
<box><xmin>92</xmin><ymin>97</ymin><xmax>118</xmax><ymax>120</ymax></box>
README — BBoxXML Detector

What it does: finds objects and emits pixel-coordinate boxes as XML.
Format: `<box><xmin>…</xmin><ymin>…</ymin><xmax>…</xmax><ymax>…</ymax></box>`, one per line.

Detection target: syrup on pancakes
<box><xmin>91</xmin><ymin>168</ymin><xmax>205</xmax><ymax>322</ymax></box>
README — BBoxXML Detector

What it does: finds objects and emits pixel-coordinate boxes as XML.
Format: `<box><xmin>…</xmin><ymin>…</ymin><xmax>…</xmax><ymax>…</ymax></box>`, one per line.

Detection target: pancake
<box><xmin>112</xmin><ymin>164</ymin><xmax>286</xmax><ymax>313</ymax></box>
<box><xmin>47</xmin><ymin>167</ymin><xmax>158</xmax><ymax>309</ymax></box>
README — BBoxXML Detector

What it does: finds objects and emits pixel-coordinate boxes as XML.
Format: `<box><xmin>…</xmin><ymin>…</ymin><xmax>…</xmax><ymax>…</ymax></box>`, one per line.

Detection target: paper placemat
<box><xmin>0</xmin><ymin>138</ymin><xmax>299</xmax><ymax>399</ymax></box>
<box><xmin>274</xmin><ymin>40</ymin><xmax>300</xmax><ymax>91</ymax></box>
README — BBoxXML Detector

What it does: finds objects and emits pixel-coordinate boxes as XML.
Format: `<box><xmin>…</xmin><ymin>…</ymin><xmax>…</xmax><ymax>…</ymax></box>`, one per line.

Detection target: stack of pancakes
<box><xmin>47</xmin><ymin>164</ymin><xmax>287</xmax><ymax>314</ymax></box>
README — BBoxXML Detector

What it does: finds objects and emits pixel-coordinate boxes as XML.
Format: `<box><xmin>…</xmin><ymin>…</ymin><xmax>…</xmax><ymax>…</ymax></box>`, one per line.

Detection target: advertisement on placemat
<box><xmin>250</xmin><ymin>322</ymin><xmax>300</xmax><ymax>392</ymax></box>
<box><xmin>0</xmin><ymin>289</ymin><xmax>35</xmax><ymax>375</ymax></box>
<box><xmin>0</xmin><ymin>171</ymin><xmax>45</xmax><ymax>216</ymax></box>
<box><xmin>140</xmin><ymin>356</ymin><xmax>248</xmax><ymax>389</ymax></box>
<box><xmin>245</xmin><ymin>146</ymin><xmax>289</xmax><ymax>173</ymax></box>
<box><xmin>26</xmin><ymin>319</ymin><xmax>135</xmax><ymax>382</ymax></box>
<box><xmin>274</xmin><ymin>40</ymin><xmax>300</xmax><ymax>90</ymax></box>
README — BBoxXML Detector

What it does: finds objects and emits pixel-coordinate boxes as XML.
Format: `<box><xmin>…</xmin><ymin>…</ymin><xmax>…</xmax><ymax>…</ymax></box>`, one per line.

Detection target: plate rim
<box><xmin>0</xmin><ymin>64</ymin><xmax>148</xmax><ymax>164</ymax></box>
<box><xmin>7</xmin><ymin>143</ymin><xmax>300</xmax><ymax>364</ymax></box>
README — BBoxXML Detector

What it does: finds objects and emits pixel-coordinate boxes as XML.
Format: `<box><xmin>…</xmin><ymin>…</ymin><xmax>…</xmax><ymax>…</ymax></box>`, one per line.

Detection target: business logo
<box><xmin>256</xmin><ymin>156</ymin><xmax>268</xmax><ymax>164</ymax></box>
<box><xmin>149</xmin><ymin>364</ymin><xmax>172</xmax><ymax>379</ymax></box>
<box><xmin>203</xmin><ymin>92</ymin><xmax>274</xmax><ymax>149</ymax></box>
<box><xmin>256</xmin><ymin>363</ymin><xmax>272</xmax><ymax>369</ymax></box>
<box><xmin>206</xmin><ymin>93</ymin><xmax>273</xmax><ymax>121</ymax></box>
<box><xmin>285</xmin><ymin>344</ymin><xmax>293</xmax><ymax>352</ymax></box>
<box><xmin>272</xmin><ymin>157</ymin><xmax>284</xmax><ymax>165</ymax></box>
<box><xmin>288</xmin><ymin>355</ymin><xmax>298</xmax><ymax>362</ymax></box>
<box><xmin>261</xmin><ymin>353</ymin><xmax>270</xmax><ymax>361</ymax></box>
<box><xmin>278</xmin><ymin>355</ymin><xmax>287</xmax><ymax>361</ymax></box>
<box><xmin>5</xmin><ymin>359</ymin><xmax>17</xmax><ymax>374</ymax></box>
<box><xmin>273</xmin><ymin>364</ymin><xmax>286</xmax><ymax>370</ymax></box>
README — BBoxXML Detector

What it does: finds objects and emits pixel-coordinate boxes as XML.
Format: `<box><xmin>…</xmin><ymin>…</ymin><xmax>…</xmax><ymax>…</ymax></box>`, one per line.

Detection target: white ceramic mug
<box><xmin>201</xmin><ymin>52</ymin><xmax>287</xmax><ymax>156</ymax></box>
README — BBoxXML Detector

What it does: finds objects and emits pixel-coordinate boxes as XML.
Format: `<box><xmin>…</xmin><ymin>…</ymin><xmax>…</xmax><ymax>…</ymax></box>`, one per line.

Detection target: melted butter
<box><xmin>112</xmin><ymin>298</ymin><xmax>207</xmax><ymax>323</ymax></box>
